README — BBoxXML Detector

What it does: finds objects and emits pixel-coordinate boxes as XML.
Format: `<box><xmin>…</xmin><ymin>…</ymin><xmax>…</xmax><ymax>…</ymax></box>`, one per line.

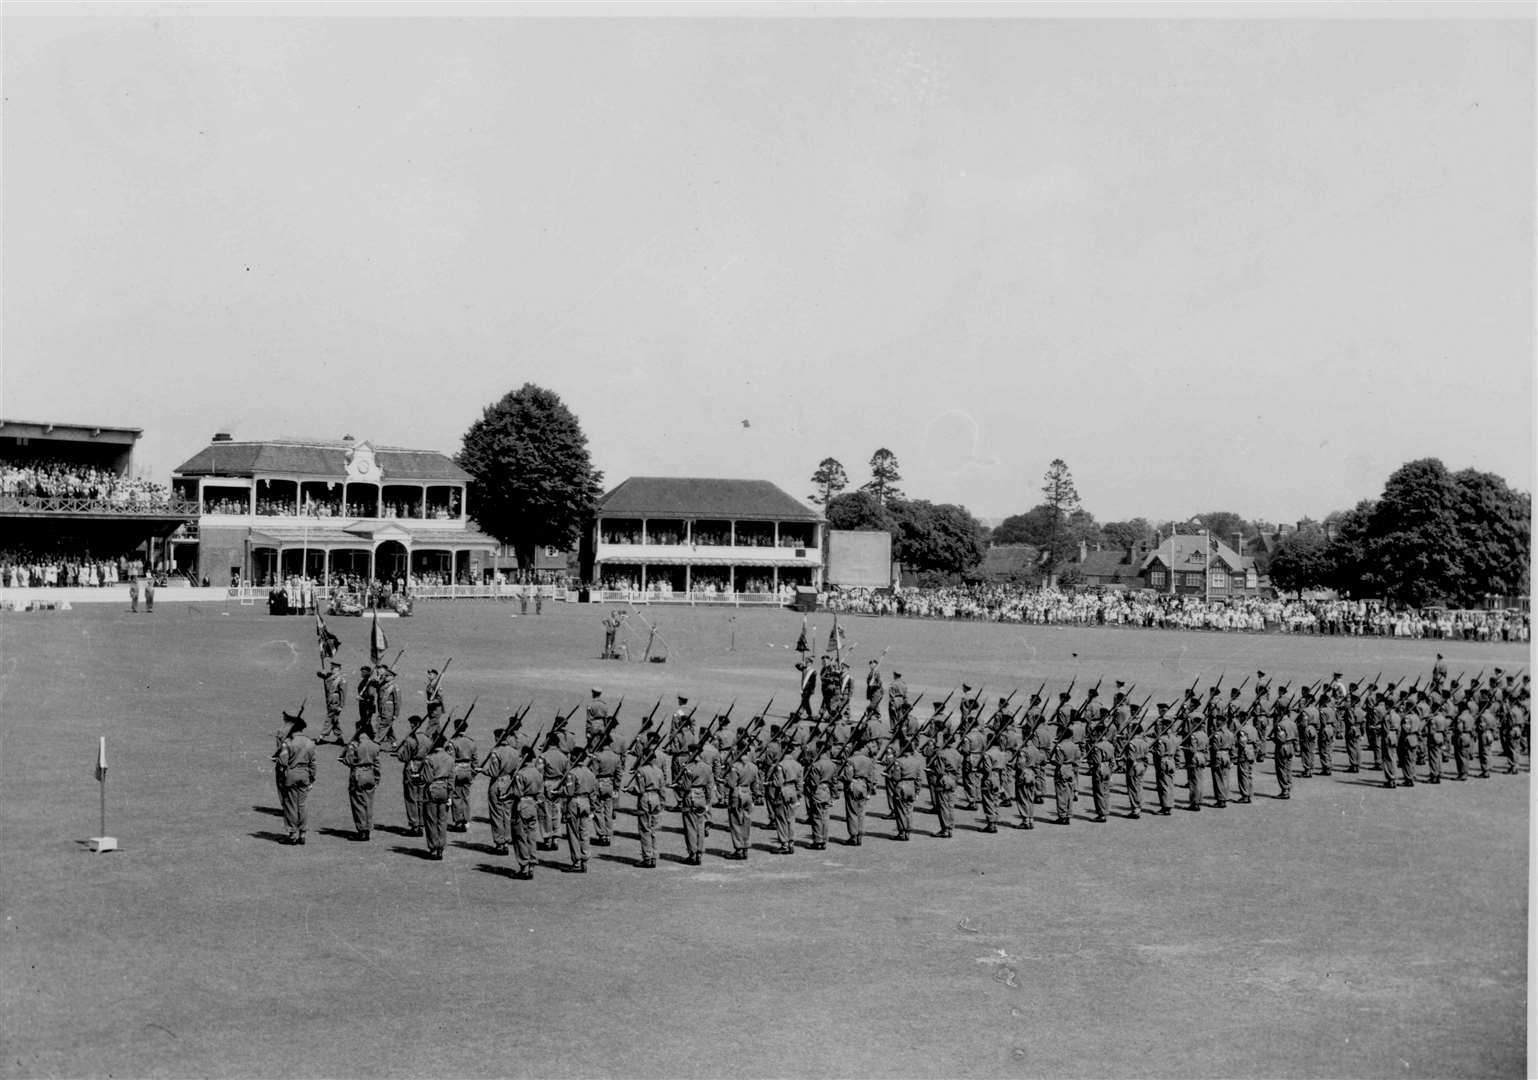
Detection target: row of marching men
<box><xmin>269</xmin><ymin>662</ymin><xmax>1529</xmax><ymax>869</ymax></box>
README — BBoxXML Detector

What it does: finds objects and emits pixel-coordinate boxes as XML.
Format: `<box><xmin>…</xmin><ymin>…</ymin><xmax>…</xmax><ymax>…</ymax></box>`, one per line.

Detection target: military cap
<box><xmin>492</xmin><ymin>726</ymin><xmax>507</xmax><ymax>741</ymax></box>
<box><xmin>283</xmin><ymin>711</ymin><xmax>307</xmax><ymax>732</ymax></box>
<box><xmin>591</xmin><ymin>687</ymin><xmax>603</xmax><ymax>697</ymax></box>
<box><xmin>962</xmin><ymin>683</ymin><xmax>973</xmax><ymax>692</ymax></box>
<box><xmin>677</xmin><ymin>695</ymin><xmax>689</xmax><ymax>705</ymax></box>
<box><xmin>1230</xmin><ymin>688</ymin><xmax>1241</xmax><ymax>697</ymax></box>
<box><xmin>1208</xmin><ymin>686</ymin><xmax>1222</xmax><ymax>696</ymax></box>
<box><xmin>1156</xmin><ymin>702</ymin><xmax>1169</xmax><ymax>711</ymax></box>
<box><xmin>892</xmin><ymin>671</ymin><xmax>902</xmax><ymax>679</ymax></box>
<box><xmin>998</xmin><ymin>696</ymin><xmax>1009</xmax><ymax>705</ymax></box>
<box><xmin>360</xmin><ymin>664</ymin><xmax>372</xmax><ymax>673</ymax></box>
<box><xmin>932</xmin><ymin>700</ymin><xmax>945</xmax><ymax>710</ymax></box>
<box><xmin>1059</xmin><ymin>691</ymin><xmax>1072</xmax><ymax>701</ymax></box>
<box><xmin>428</xmin><ymin>699</ymin><xmax>445</xmax><ymax>714</ymax></box>
<box><xmin>869</xmin><ymin>658</ymin><xmax>879</xmax><ymax>665</ymax></box>
<box><xmin>569</xmin><ymin>744</ymin><xmax>588</xmax><ymax>762</ymax></box>
<box><xmin>454</xmin><ymin>716</ymin><xmax>468</xmax><ymax>734</ymax></box>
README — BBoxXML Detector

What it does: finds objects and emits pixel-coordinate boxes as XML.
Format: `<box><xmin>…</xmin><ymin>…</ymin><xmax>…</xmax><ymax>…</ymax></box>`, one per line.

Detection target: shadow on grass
<box><xmin>593</xmin><ymin>851</ymin><xmax>647</xmax><ymax>868</ymax></box>
<box><xmin>318</xmin><ymin>827</ymin><xmax>358</xmax><ymax>841</ymax></box>
<box><xmin>389</xmin><ymin>845</ymin><xmax>437</xmax><ymax>860</ymax></box>
<box><xmin>475</xmin><ymin>862</ymin><xmax>525</xmax><ymax>880</ymax></box>
<box><xmin>453</xmin><ymin>839</ymin><xmax>504</xmax><ymax>855</ymax></box>
<box><xmin>250</xmin><ymin>830</ymin><xmax>291</xmax><ymax>844</ymax></box>
<box><xmin>250</xmin><ymin>805</ymin><xmax>283</xmax><ymax>817</ymax></box>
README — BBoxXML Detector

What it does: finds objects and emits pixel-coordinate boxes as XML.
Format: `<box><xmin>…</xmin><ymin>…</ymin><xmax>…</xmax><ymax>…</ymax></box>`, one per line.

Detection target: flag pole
<box><xmin>90</xmin><ymin>735</ymin><xmax>117</xmax><ymax>853</ymax></box>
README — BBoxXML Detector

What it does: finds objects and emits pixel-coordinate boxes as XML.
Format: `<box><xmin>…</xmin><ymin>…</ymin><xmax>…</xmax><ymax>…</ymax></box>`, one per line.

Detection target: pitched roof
<box><xmin>1140</xmin><ymin>533</ymin><xmax>1255</xmax><ymax>573</ymax></box>
<box><xmin>172</xmin><ymin>439</ymin><xmax>469</xmax><ymax>482</ymax></box>
<box><xmin>1078</xmin><ymin>549</ymin><xmax>1142</xmax><ymax>582</ymax></box>
<box><xmin>597</xmin><ymin>477</ymin><xmax>822</xmax><ymax>522</ymax></box>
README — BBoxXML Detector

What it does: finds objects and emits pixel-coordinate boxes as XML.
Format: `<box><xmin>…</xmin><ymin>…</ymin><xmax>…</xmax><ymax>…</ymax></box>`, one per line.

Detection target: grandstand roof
<box><xmin>172</xmin><ymin>438</ymin><xmax>469</xmax><ymax>482</ymax></box>
<box><xmin>1</xmin><ymin>419</ymin><xmax>142</xmax><ymax>444</ymax></box>
<box><xmin>597</xmin><ymin>477</ymin><xmax>822</xmax><ymax>522</ymax></box>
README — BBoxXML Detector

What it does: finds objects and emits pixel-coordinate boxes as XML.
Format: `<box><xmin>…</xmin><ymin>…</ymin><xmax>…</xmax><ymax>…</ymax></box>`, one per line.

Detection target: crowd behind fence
<box><xmin>823</xmin><ymin>585</ymin><xmax>1530</xmax><ymax>642</ymax></box>
<box><xmin>1</xmin><ymin>460</ymin><xmax>173</xmax><ymax>508</ymax></box>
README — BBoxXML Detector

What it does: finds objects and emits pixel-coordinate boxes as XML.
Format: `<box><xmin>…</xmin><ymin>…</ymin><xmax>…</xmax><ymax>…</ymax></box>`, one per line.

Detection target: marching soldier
<box><xmin>1316</xmin><ymin>696</ymin><xmax>1336</xmax><ymax>777</ymax></box>
<box><xmin>960</xmin><ymin>710</ymin><xmax>986</xmax><ymax>811</ymax></box>
<box><xmin>1151</xmin><ymin>704</ymin><xmax>1177</xmax><ymax>815</ymax></box>
<box><xmin>1451</xmin><ymin>695</ymin><xmax>1474</xmax><ymax>781</ymax></box>
<box><xmin>589</xmin><ymin>736</ymin><xmax>623</xmax><ymax>847</ymax></box>
<box><xmin>1474</xmin><ymin>693</ymin><xmax>1496</xmax><ymax>778</ymax></box>
<box><xmin>632</xmin><ymin>740</ymin><xmax>666</xmax><ymax>868</ymax></box>
<box><xmin>804</xmin><ymin>740</ymin><xmax>838</xmax><ymax>850</ymax></box>
<box><xmin>448</xmin><ymin>716</ymin><xmax>477</xmax><ymax>832</ymax></box>
<box><xmin>562</xmin><ymin>746</ymin><xmax>597</xmax><ymax>872</ymax></box>
<box><xmin>886</xmin><ymin>738</ymin><xmax>924</xmax><ymax>841</ymax></box>
<box><xmin>508</xmin><ymin>743</ymin><xmax>543</xmax><ymax>879</ymax></box>
<box><xmin>1184</xmin><ymin>715</ymin><xmax>1209</xmax><ymax>811</ymax></box>
<box><xmin>887</xmin><ymin>671</ymin><xmax>910</xmax><ymax>726</ymax></box>
<box><xmin>395</xmin><ymin>715</ymin><xmax>428</xmax><ymax>836</ymax></box>
<box><xmin>357</xmin><ymin>665</ymin><xmax>379</xmax><ymax>745</ymax></box>
<box><xmin>1013</xmin><ymin>730</ymin><xmax>1047</xmax><ymax>828</ymax></box>
<box><xmin>339</xmin><ymin>717</ymin><xmax>380</xmax><ymax>841</ymax></box>
<box><xmin>927</xmin><ymin>731</ymin><xmax>962</xmax><ymax>839</ymax></box>
<box><xmin>1087</xmin><ymin>712</ymin><xmax>1114</xmax><ymax>823</ymax></box>
<box><xmin>478</xmin><ymin>727</ymin><xmax>521</xmax><ymax>856</ymax></box>
<box><xmin>585</xmin><ymin>687</ymin><xmax>610</xmax><ymax>743</ymax></box>
<box><xmin>421</xmin><ymin>731</ymin><xmax>455</xmax><ymax>859</ymax></box>
<box><xmin>1049</xmin><ymin>730</ymin><xmax>1081</xmax><ymax>825</ymax></box>
<box><xmin>537</xmin><ymin>728</ymin><xmax>570</xmax><ymax>851</ymax></box>
<box><xmin>274</xmin><ymin>710</ymin><xmax>316</xmax><ymax>845</ymax></box>
<box><xmin>767</xmin><ymin>743</ymin><xmax>804</xmax><ymax>854</ymax></box>
<box><xmin>318</xmin><ymin>661</ymin><xmax>347</xmax><ymax>745</ymax></box>
<box><xmin>1379</xmin><ymin>697</ymin><xmax>1402</xmax><ymax>788</ymax></box>
<box><xmin>1397</xmin><ymin>693</ymin><xmax>1421</xmax><ymax>787</ymax></box>
<box><xmin>723</xmin><ymin>742</ymin><xmax>763</xmax><ymax>858</ymax></box>
<box><xmin>677</xmin><ymin>745</ymin><xmax>714</xmax><ymax>865</ymax></box>
<box><xmin>424</xmin><ymin>668</ymin><xmax>445</xmax><ymax>713</ymax></box>
<box><xmin>865</xmin><ymin>658</ymin><xmax>884</xmax><ymax>710</ymax></box>
<box><xmin>1122</xmin><ymin>722</ymin><xmax>1150</xmax><ymax>819</ymax></box>
<box><xmin>1235</xmin><ymin>710</ymin><xmax>1259</xmax><ymax>804</ymax></box>
<box><xmin>1209</xmin><ymin>717</ymin><xmax>1234</xmax><ymax>808</ymax></box>
<box><xmin>1271</xmin><ymin>703</ymin><xmax>1296</xmax><ymax>799</ymax></box>
<box><xmin>1342</xmin><ymin>691</ymin><xmax>1364</xmax><ymax>773</ymax></box>
<box><xmin>1296</xmin><ymin>688</ymin><xmax>1318</xmax><ymax>778</ymax></box>
<box><xmin>980</xmin><ymin>734</ymin><xmax>1012</xmax><ymax>832</ymax></box>
<box><xmin>840</xmin><ymin>738</ymin><xmax>877</xmax><ymax>845</ymax></box>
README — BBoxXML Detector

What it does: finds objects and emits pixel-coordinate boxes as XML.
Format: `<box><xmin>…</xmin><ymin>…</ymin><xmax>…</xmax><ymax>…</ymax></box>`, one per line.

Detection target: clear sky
<box><xmin>4</xmin><ymin>6</ymin><xmax>1533</xmax><ymax>525</ymax></box>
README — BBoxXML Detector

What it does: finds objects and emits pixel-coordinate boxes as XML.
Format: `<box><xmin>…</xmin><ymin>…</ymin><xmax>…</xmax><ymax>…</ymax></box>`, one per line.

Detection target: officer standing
<box><xmin>767</xmin><ymin>742</ymin><xmax>803</xmax><ymax>855</ymax></box>
<box><xmin>865</xmin><ymin>659</ymin><xmax>884</xmax><ymax>709</ymax></box>
<box><xmin>1209</xmin><ymin>718</ymin><xmax>1234</xmax><ymax>808</ymax></box>
<box><xmin>274</xmin><ymin>710</ymin><xmax>315</xmax><ymax>845</ymax></box>
<box><xmin>318</xmin><ymin>661</ymin><xmax>347</xmax><ymax>745</ymax></box>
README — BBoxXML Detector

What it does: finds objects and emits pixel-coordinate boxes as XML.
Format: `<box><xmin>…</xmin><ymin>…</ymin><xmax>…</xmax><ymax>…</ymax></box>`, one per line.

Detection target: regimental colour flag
<box><xmin>370</xmin><ymin>609</ymin><xmax>388</xmax><ymax>666</ymax></box>
<box><xmin>94</xmin><ymin>736</ymin><xmax>108</xmax><ymax>782</ymax></box>
<box><xmin>794</xmin><ymin>616</ymin><xmax>809</xmax><ymax>655</ymax></box>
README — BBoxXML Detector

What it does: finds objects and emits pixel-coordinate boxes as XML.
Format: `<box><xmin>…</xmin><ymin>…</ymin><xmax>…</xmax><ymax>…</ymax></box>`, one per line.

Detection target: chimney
<box><xmin>1078</xmin><ymin>539</ymin><xmax>1088</xmax><ymax>564</ymax></box>
<box><xmin>212</xmin><ymin>432</ymin><xmax>232</xmax><ymax>443</ymax></box>
<box><xmin>341</xmin><ymin>434</ymin><xmax>355</xmax><ymax>445</ymax></box>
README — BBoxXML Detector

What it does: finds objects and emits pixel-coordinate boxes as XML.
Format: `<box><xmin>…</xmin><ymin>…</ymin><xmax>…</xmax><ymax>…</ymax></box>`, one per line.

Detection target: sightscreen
<box><xmin>827</xmin><ymin>530</ymin><xmax>893</xmax><ymax>588</ymax></box>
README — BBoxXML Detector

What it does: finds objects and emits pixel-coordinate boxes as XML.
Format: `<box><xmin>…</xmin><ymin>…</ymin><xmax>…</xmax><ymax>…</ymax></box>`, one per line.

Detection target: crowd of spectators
<box><xmin>822</xmin><ymin>585</ymin><xmax>1531</xmax><ymax>643</ymax></box>
<box><xmin>219</xmin><ymin>497</ymin><xmax>462</xmax><ymax>519</ymax></box>
<box><xmin>1</xmin><ymin>550</ymin><xmax>152</xmax><ymax>588</ymax></box>
<box><xmin>1</xmin><ymin>460</ymin><xmax>173</xmax><ymax>508</ymax></box>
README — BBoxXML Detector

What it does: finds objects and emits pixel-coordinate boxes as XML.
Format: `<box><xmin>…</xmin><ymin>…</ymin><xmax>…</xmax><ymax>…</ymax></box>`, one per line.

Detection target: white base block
<box><xmin>88</xmin><ymin>836</ymin><xmax>118</xmax><ymax>853</ymax></box>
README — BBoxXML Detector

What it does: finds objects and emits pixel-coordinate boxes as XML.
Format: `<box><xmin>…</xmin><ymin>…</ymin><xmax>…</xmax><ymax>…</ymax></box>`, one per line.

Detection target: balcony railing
<box><xmin>0</xmin><ymin>494</ymin><xmax>200</xmax><ymax>517</ymax></box>
<box><xmin>595</xmin><ymin>542</ymin><xmax>815</xmax><ymax>563</ymax></box>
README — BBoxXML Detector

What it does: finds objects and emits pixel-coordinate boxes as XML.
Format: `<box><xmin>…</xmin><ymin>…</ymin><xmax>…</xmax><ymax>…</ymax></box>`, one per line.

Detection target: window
<box><xmin>1185</xmin><ymin>572</ymin><xmax>1204</xmax><ymax>588</ymax></box>
<box><xmin>1149</xmin><ymin>570</ymin><xmax>1166</xmax><ymax>587</ymax></box>
<box><xmin>1210</xmin><ymin>569</ymin><xmax>1228</xmax><ymax>590</ymax></box>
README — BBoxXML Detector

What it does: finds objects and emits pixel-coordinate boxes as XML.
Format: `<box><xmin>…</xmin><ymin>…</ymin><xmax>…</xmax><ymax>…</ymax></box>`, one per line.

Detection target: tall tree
<box><xmin>862</xmin><ymin>448</ymin><xmax>903</xmax><ymax>505</ymax></box>
<box><xmin>808</xmin><ymin>457</ymin><xmax>849</xmax><ymax>506</ymax></box>
<box><xmin>1039</xmin><ymin>459</ymin><xmax>1081</xmax><ymax>575</ymax></box>
<box><xmin>1193</xmin><ymin>511</ymin><xmax>1251</xmax><ymax>549</ymax></box>
<box><xmin>825</xmin><ymin>490</ymin><xmax>896</xmax><ymax>533</ymax></box>
<box><xmin>1324</xmin><ymin>500</ymin><xmax>1378</xmax><ymax>598</ymax></box>
<box><xmin>456</xmin><ymin>384</ymin><xmax>603</xmax><ymax>569</ymax></box>
<box><xmin>1268</xmin><ymin>526</ymin><xmax>1331</xmax><ymax>597</ymax></box>
<box><xmin>1364</xmin><ymin>458</ymin><xmax>1464</xmax><ymax>608</ymax></box>
<box><xmin>1449</xmin><ymin>469</ymin><xmax>1531</xmax><ymax>604</ymax></box>
<box><xmin>1101</xmin><ymin>518</ymin><xmax>1155</xmax><ymax>551</ymax></box>
<box><xmin>889</xmin><ymin>499</ymin><xmax>985</xmax><ymax>576</ymax></box>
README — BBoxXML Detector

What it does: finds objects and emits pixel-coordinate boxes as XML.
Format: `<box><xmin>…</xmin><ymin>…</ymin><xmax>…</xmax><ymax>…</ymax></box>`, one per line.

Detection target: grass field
<box><xmin>0</xmin><ymin>600</ymin><xmax>1528</xmax><ymax>1078</ymax></box>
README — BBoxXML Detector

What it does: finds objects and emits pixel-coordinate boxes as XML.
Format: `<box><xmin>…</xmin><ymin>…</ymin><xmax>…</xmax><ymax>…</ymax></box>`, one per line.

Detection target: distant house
<box><xmin>1140</xmin><ymin>533</ymin><xmax>1262</xmax><ymax>597</ymax></box>
<box><xmin>978</xmin><ymin>544</ymin><xmax>1040</xmax><ymax>584</ymax></box>
<box><xmin>1073</xmin><ymin>541</ymin><xmax>1148</xmax><ymax>589</ymax></box>
<box><xmin>584</xmin><ymin>476</ymin><xmax>823</xmax><ymax>597</ymax></box>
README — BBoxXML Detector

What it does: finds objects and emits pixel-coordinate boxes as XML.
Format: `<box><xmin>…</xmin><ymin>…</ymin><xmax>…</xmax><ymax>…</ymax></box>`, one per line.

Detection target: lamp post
<box><xmin>1203</xmin><ymin>529</ymin><xmax>1211</xmax><ymax>602</ymax></box>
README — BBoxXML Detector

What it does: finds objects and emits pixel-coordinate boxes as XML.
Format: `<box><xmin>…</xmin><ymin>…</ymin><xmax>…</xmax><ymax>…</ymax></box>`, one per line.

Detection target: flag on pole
<box><xmin>828</xmin><ymin>614</ymin><xmax>843</xmax><ymax>661</ymax></box>
<box><xmin>370</xmin><ymin>609</ymin><xmax>388</xmax><ymax>665</ymax></box>
<box><xmin>794</xmin><ymin>616</ymin><xmax>809</xmax><ymax>655</ymax></box>
<box><xmin>94</xmin><ymin>736</ymin><xmax>108</xmax><ymax>782</ymax></box>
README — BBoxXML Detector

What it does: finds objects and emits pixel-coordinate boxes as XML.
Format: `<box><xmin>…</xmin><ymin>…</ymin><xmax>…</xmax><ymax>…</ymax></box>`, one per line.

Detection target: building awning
<box><xmin>243</xmin><ymin>523</ymin><xmax>497</xmax><ymax>549</ymax></box>
<box><xmin>599</xmin><ymin>554</ymin><xmax>801</xmax><ymax>568</ymax></box>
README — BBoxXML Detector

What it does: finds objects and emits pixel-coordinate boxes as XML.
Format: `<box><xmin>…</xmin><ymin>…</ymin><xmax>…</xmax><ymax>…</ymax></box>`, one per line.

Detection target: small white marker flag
<box><xmin>94</xmin><ymin>736</ymin><xmax>108</xmax><ymax>782</ymax></box>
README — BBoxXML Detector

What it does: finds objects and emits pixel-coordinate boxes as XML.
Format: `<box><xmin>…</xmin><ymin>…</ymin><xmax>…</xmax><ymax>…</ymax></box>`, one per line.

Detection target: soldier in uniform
<box><xmin>1183</xmin><ymin>715</ymin><xmax>1209</xmax><ymax>810</ymax></box>
<box><xmin>886</xmin><ymin>738</ymin><xmax>924</xmax><ymax>841</ymax></box>
<box><xmin>357</xmin><ymin>665</ymin><xmax>379</xmax><ymax>746</ymax></box>
<box><xmin>1295</xmin><ymin>688</ymin><xmax>1318</xmax><ymax>778</ymax></box>
<box><xmin>1474</xmin><ymin>693</ymin><xmax>1496</xmax><ymax>778</ymax></box>
<box><xmin>274</xmin><ymin>711</ymin><xmax>316</xmax><ymax>845</ymax></box>
<box><xmin>421</xmin><ymin>731</ymin><xmax>455</xmax><ymax>859</ymax></box>
<box><xmin>959</xmin><ymin>710</ymin><xmax>986</xmax><ymax>811</ymax></box>
<box><xmin>537</xmin><ymin>728</ymin><xmax>570</xmax><ymax>851</ymax></box>
<box><xmin>887</xmin><ymin>671</ymin><xmax>909</xmax><ymax>726</ymax></box>
<box><xmin>585</xmin><ymin>688</ymin><xmax>610</xmax><ymax>743</ymax></box>
<box><xmin>840</xmin><ymin>738</ymin><xmax>876</xmax><ymax>845</ymax></box>
<box><xmin>318</xmin><ymin>661</ymin><xmax>347</xmax><ymax>745</ymax></box>
<box><xmin>339</xmin><ymin>717</ymin><xmax>380</xmax><ymax>841</ymax></box>
<box><xmin>424</xmin><ymin>668</ymin><xmax>445</xmax><ymax>713</ymax></box>
<box><xmin>1235</xmin><ymin>710</ymin><xmax>1259</xmax><ymax>804</ymax></box>
<box><xmin>478</xmin><ymin>727</ymin><xmax>521</xmax><ymax>856</ymax></box>
<box><xmin>722</xmin><ymin>742</ymin><xmax>763</xmax><ymax>859</ymax></box>
<box><xmin>1341</xmin><ymin>691</ymin><xmax>1364</xmax><ymax>773</ymax></box>
<box><xmin>802</xmin><ymin>739</ymin><xmax>838</xmax><ymax>850</ymax></box>
<box><xmin>375</xmin><ymin>666</ymin><xmax>400</xmax><ymax>750</ymax></box>
<box><xmin>1209</xmin><ymin>716</ymin><xmax>1234</xmax><ymax>808</ymax></box>
<box><xmin>1050</xmin><ymin>730</ymin><xmax>1081</xmax><ymax>825</ymax></box>
<box><xmin>980</xmin><ymin>735</ymin><xmax>1013</xmax><ymax>832</ymax></box>
<box><xmin>1151</xmin><ymin>704</ymin><xmax>1177</xmax><ymax>815</ymax></box>
<box><xmin>395</xmin><ymin>715</ymin><xmax>427</xmax><ymax>836</ymax></box>
<box><xmin>767</xmin><ymin>742</ymin><xmax>803</xmax><ymax>854</ymax></box>
<box><xmin>1424</xmin><ymin>699</ymin><xmax>1447</xmax><ymax>784</ymax></box>
<box><xmin>448</xmin><ymin>716</ymin><xmax>477</xmax><ymax>832</ymax></box>
<box><xmin>589</xmin><ymin>736</ymin><xmax>623</xmax><ymax>846</ymax></box>
<box><xmin>927</xmin><ymin>731</ymin><xmax>962</xmax><ymax>838</ymax></box>
<box><xmin>676</xmin><ymin>743</ymin><xmax>714</xmax><ymax>865</ymax></box>
<box><xmin>865</xmin><ymin>659</ymin><xmax>884</xmax><ymax>711</ymax></box>
<box><xmin>1013</xmin><ymin>730</ymin><xmax>1047</xmax><ymax>828</ymax></box>
<box><xmin>631</xmin><ymin>738</ymin><xmax>666</xmax><ymax>868</ymax></box>
<box><xmin>561</xmin><ymin>746</ymin><xmax>597</xmax><ymax>872</ymax></box>
<box><xmin>1450</xmin><ymin>694</ymin><xmax>1473</xmax><ymax>781</ymax></box>
<box><xmin>508</xmin><ymin>743</ymin><xmax>543</xmax><ymax>878</ymax></box>
<box><xmin>1271</xmin><ymin>702</ymin><xmax>1296</xmax><ymax>799</ymax></box>
<box><xmin>1120</xmin><ymin>720</ymin><xmax>1149</xmax><ymax>819</ymax></box>
<box><xmin>1316</xmin><ymin>694</ymin><xmax>1336</xmax><ymax>777</ymax></box>
<box><xmin>1087</xmin><ymin>711</ymin><xmax>1114</xmax><ymax>823</ymax></box>
<box><xmin>665</xmin><ymin>697</ymin><xmax>696</xmax><ymax>804</ymax></box>
<box><xmin>1396</xmin><ymin>692</ymin><xmax>1421</xmax><ymax>787</ymax></box>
